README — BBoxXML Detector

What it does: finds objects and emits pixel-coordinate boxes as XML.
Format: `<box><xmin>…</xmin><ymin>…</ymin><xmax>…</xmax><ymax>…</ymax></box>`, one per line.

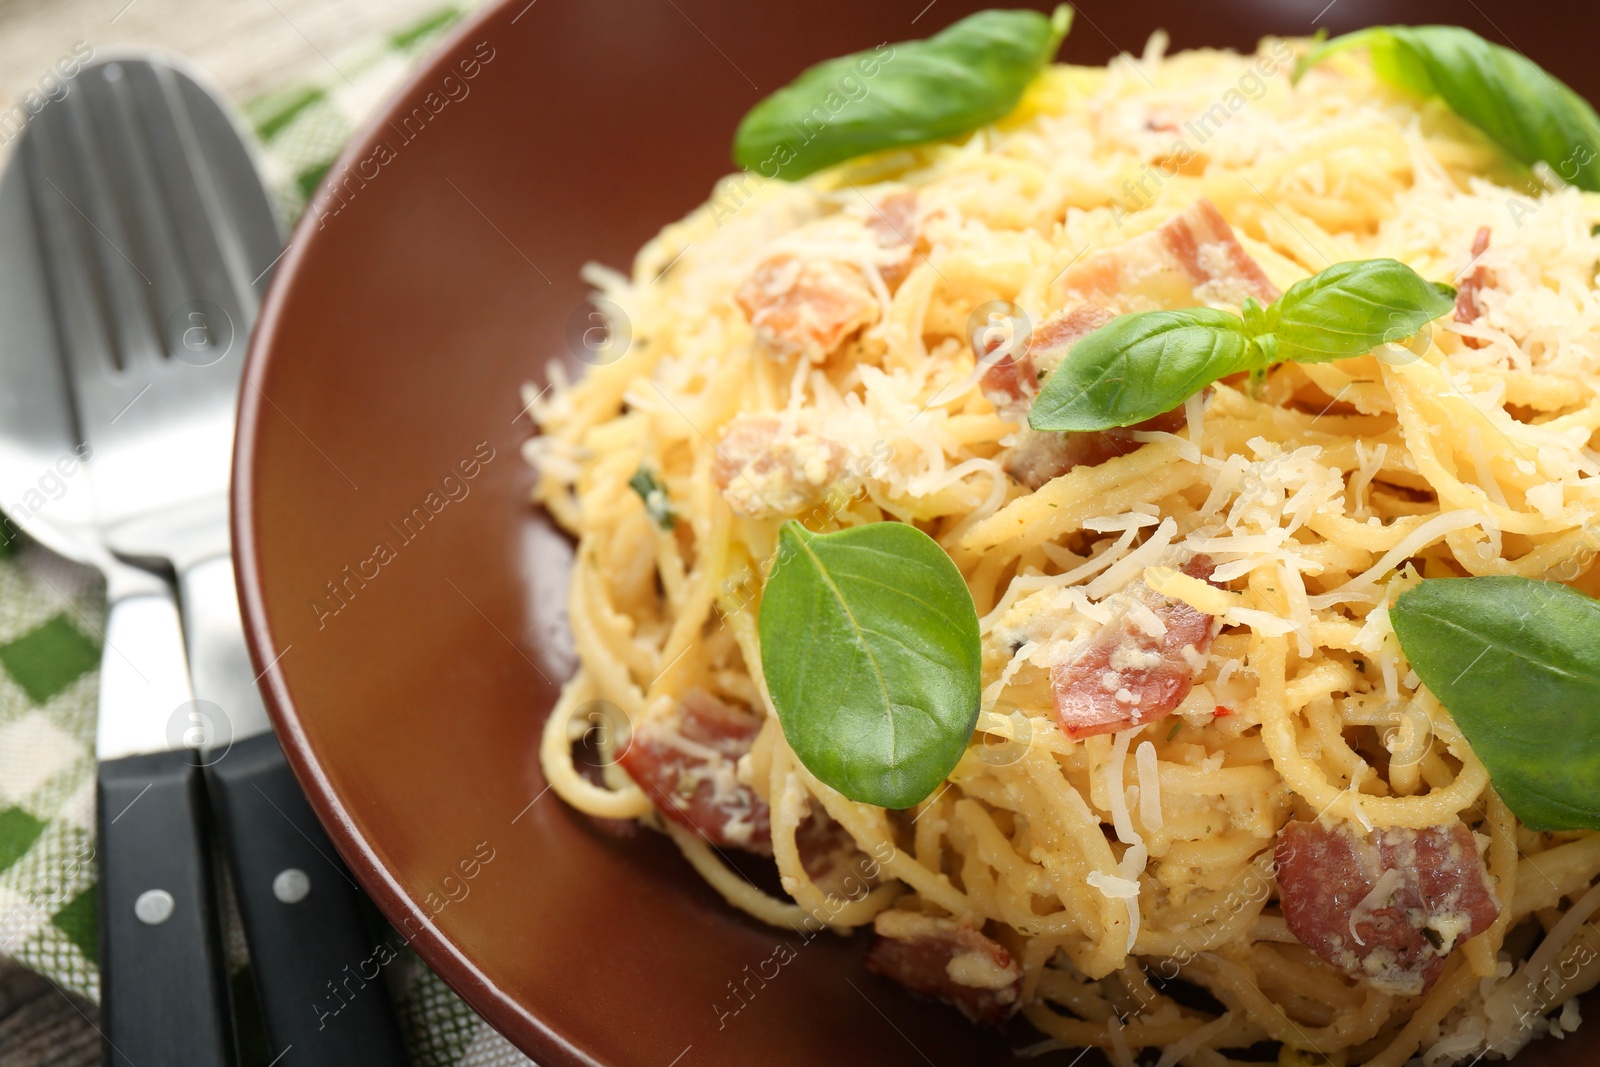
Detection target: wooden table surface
<box><xmin>0</xmin><ymin>2</ymin><xmax>470</xmax><ymax>1060</ymax></box>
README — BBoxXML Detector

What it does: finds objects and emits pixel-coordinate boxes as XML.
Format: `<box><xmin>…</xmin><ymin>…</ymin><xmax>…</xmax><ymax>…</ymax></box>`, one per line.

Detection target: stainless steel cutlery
<box><xmin>0</xmin><ymin>54</ymin><xmax>405</xmax><ymax>1065</ymax></box>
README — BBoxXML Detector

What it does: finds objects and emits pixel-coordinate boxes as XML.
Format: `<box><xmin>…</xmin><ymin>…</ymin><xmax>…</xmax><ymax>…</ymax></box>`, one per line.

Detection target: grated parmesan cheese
<box><xmin>1135</xmin><ymin>741</ymin><xmax>1163</xmax><ymax>832</ymax></box>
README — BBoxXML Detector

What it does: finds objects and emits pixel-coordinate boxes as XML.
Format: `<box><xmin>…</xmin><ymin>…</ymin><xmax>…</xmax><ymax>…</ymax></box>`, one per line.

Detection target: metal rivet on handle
<box><xmin>134</xmin><ymin>888</ymin><xmax>175</xmax><ymax>925</ymax></box>
<box><xmin>272</xmin><ymin>868</ymin><xmax>310</xmax><ymax>904</ymax></box>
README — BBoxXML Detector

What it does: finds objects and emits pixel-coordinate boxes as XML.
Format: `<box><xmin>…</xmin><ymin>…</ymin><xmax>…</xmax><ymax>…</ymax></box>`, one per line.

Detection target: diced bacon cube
<box><xmin>1003</xmin><ymin>405</ymin><xmax>1189</xmax><ymax>491</ymax></box>
<box><xmin>794</xmin><ymin>809</ymin><xmax>881</xmax><ymax>900</ymax></box>
<box><xmin>1275</xmin><ymin>819</ymin><xmax>1500</xmax><ymax>996</ymax></box>
<box><xmin>866</xmin><ymin>911</ymin><xmax>1023</xmax><ymax>1027</ymax></box>
<box><xmin>1050</xmin><ymin>556</ymin><xmax>1218</xmax><ymax>738</ymax></box>
<box><xmin>1053</xmin><ymin>198</ymin><xmax>1279</xmax><ymax>313</ymax></box>
<box><xmin>1027</xmin><ymin>303</ymin><xmax>1119</xmax><ymax>376</ymax></box>
<box><xmin>616</xmin><ymin>689</ymin><xmax>772</xmax><ymax>853</ymax></box>
<box><xmin>862</xmin><ymin>189</ymin><xmax>921</xmax><ymax>289</ymax></box>
<box><xmin>1454</xmin><ymin>226</ymin><xmax>1494</xmax><ymax>349</ymax></box>
<box><xmin>712</xmin><ymin>414</ymin><xmax>850</xmax><ymax>519</ymax></box>
<box><xmin>736</xmin><ymin>254</ymin><xmax>879</xmax><ymax>361</ymax></box>
<box><xmin>977</xmin><ymin>347</ymin><xmax>1037</xmax><ymax>425</ymax></box>
<box><xmin>977</xmin><ymin>302</ymin><xmax>1114</xmax><ymax>424</ymax></box>
<box><xmin>974</xmin><ymin>301</ymin><xmax>1189</xmax><ymax>488</ymax></box>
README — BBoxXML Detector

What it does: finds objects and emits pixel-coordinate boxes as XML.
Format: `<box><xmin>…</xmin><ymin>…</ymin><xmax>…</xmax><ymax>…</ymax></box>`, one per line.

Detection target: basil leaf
<box><xmin>628</xmin><ymin>466</ymin><xmax>676</xmax><ymax>530</ymax></box>
<box><xmin>1391</xmin><ymin>576</ymin><xmax>1600</xmax><ymax>831</ymax></box>
<box><xmin>1025</xmin><ymin>260</ymin><xmax>1453</xmax><ymax>434</ymax></box>
<box><xmin>758</xmin><ymin>520</ymin><xmax>981</xmax><ymax>808</ymax></box>
<box><xmin>733</xmin><ymin>5</ymin><xmax>1071</xmax><ymax>182</ymax></box>
<box><xmin>1262</xmin><ymin>258</ymin><xmax>1456</xmax><ymax>365</ymax></box>
<box><xmin>1028</xmin><ymin>309</ymin><xmax>1257</xmax><ymax>433</ymax></box>
<box><xmin>1296</xmin><ymin>26</ymin><xmax>1600</xmax><ymax>192</ymax></box>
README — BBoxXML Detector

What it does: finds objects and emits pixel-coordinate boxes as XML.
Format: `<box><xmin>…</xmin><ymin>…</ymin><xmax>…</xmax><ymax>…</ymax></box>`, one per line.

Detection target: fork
<box><xmin>22</xmin><ymin>54</ymin><xmax>405</xmax><ymax>1065</ymax></box>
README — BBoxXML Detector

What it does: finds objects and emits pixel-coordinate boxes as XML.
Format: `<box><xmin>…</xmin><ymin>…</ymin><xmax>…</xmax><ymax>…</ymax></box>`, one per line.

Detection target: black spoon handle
<box><xmin>98</xmin><ymin>748</ymin><xmax>235</xmax><ymax>1066</ymax></box>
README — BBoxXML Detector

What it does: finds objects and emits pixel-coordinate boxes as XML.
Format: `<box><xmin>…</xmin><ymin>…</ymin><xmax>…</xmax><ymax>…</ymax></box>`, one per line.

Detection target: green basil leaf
<box><xmin>1296</xmin><ymin>26</ymin><xmax>1600</xmax><ymax>192</ymax></box>
<box><xmin>1262</xmin><ymin>258</ymin><xmax>1456</xmax><ymax>365</ymax></box>
<box><xmin>758</xmin><ymin>520</ymin><xmax>981</xmax><ymax>808</ymax></box>
<box><xmin>733</xmin><ymin>5</ymin><xmax>1071</xmax><ymax>182</ymax></box>
<box><xmin>1391</xmin><ymin>576</ymin><xmax>1600</xmax><ymax>831</ymax></box>
<box><xmin>628</xmin><ymin>466</ymin><xmax>677</xmax><ymax>530</ymax></box>
<box><xmin>1028</xmin><ymin>309</ymin><xmax>1257</xmax><ymax>433</ymax></box>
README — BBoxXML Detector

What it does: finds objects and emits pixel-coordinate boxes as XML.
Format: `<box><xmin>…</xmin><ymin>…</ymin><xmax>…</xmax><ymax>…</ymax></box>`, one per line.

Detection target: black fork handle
<box><xmin>209</xmin><ymin>733</ymin><xmax>409</xmax><ymax>1064</ymax></box>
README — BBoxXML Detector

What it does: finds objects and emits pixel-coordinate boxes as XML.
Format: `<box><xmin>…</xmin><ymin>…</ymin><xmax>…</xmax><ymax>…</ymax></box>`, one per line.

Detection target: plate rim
<box><xmin>230</xmin><ymin>0</ymin><xmax>593</xmax><ymax>1060</ymax></box>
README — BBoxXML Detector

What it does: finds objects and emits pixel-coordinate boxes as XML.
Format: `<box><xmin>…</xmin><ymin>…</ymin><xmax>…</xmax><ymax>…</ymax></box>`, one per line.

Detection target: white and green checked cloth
<box><xmin>0</xmin><ymin>8</ymin><xmax>535</xmax><ymax>1065</ymax></box>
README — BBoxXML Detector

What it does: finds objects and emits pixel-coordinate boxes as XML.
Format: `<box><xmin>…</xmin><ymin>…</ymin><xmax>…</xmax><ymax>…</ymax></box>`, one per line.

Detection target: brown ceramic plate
<box><xmin>234</xmin><ymin>2</ymin><xmax>1600</xmax><ymax>1063</ymax></box>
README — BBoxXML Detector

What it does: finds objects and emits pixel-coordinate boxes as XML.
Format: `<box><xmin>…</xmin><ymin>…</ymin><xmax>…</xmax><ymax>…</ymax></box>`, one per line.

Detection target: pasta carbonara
<box><xmin>528</xmin><ymin>32</ymin><xmax>1600</xmax><ymax>1066</ymax></box>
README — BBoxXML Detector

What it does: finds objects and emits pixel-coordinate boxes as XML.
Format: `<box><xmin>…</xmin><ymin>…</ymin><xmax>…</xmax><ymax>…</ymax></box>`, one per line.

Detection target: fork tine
<box><xmin>24</xmin><ymin>55</ymin><xmax>281</xmax><ymax>546</ymax></box>
<box><xmin>28</xmin><ymin>65</ymin><xmax>163</xmax><ymax>373</ymax></box>
<box><xmin>23</xmin><ymin>105</ymin><xmax>121</xmax><ymax>377</ymax></box>
<box><xmin>132</xmin><ymin>64</ymin><xmax>257</xmax><ymax>328</ymax></box>
<box><xmin>62</xmin><ymin>68</ymin><xmax>171</xmax><ymax>367</ymax></box>
<box><xmin>84</xmin><ymin>62</ymin><xmax>199</xmax><ymax>361</ymax></box>
<box><xmin>167</xmin><ymin>69</ymin><xmax>280</xmax><ymax>307</ymax></box>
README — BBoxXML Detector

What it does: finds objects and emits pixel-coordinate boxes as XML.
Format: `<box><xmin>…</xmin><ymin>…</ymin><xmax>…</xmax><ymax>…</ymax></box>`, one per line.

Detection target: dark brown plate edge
<box><xmin>230</xmin><ymin>1</ymin><xmax>594</xmax><ymax>1062</ymax></box>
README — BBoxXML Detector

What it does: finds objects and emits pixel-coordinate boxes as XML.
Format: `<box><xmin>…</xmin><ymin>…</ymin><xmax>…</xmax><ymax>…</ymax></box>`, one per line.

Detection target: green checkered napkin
<box><xmin>0</xmin><ymin>8</ymin><xmax>534</xmax><ymax>1065</ymax></box>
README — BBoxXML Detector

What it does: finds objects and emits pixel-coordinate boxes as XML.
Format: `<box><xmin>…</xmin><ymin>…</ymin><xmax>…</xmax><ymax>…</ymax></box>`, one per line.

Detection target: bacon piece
<box><xmin>977</xmin><ymin>347</ymin><xmax>1037</xmax><ymax>424</ymax></box>
<box><xmin>1050</xmin><ymin>556</ymin><xmax>1218</xmax><ymax>739</ymax></box>
<box><xmin>989</xmin><ymin>202</ymin><xmax>1265</xmax><ymax>486</ymax></box>
<box><xmin>1054</xmin><ymin>198</ymin><xmax>1279</xmax><ymax>312</ymax></box>
<box><xmin>1004</xmin><ymin>405</ymin><xmax>1189</xmax><ymax>491</ymax></box>
<box><xmin>1145</xmin><ymin>107</ymin><xmax>1182</xmax><ymax>134</ymax></box>
<box><xmin>974</xmin><ymin>302</ymin><xmax>1188</xmax><ymax>489</ymax></box>
<box><xmin>795</xmin><ymin>810</ymin><xmax>881</xmax><ymax>899</ymax></box>
<box><xmin>736</xmin><ymin>254</ymin><xmax>879</xmax><ymax>362</ymax></box>
<box><xmin>863</xmin><ymin>189</ymin><xmax>920</xmax><ymax>289</ymax></box>
<box><xmin>866</xmin><ymin>911</ymin><xmax>1023</xmax><ymax>1027</ymax></box>
<box><xmin>1001</xmin><ymin>432</ymin><xmax>1080</xmax><ymax>492</ymax></box>
<box><xmin>1033</xmin><ymin>304</ymin><xmax>1118</xmax><ymax>369</ymax></box>
<box><xmin>574</xmin><ymin>754</ymin><xmax>643</xmax><ymax>840</ymax></box>
<box><xmin>1454</xmin><ymin>226</ymin><xmax>1495</xmax><ymax>349</ymax></box>
<box><xmin>712</xmin><ymin>414</ymin><xmax>849</xmax><ymax>518</ymax></box>
<box><xmin>1275</xmin><ymin>819</ymin><xmax>1500</xmax><ymax>996</ymax></box>
<box><xmin>617</xmin><ymin>689</ymin><xmax>772</xmax><ymax>853</ymax></box>
<box><xmin>1160</xmin><ymin>198</ymin><xmax>1280</xmax><ymax>303</ymax></box>
<box><xmin>978</xmin><ymin>303</ymin><xmax>1114</xmax><ymax>423</ymax></box>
